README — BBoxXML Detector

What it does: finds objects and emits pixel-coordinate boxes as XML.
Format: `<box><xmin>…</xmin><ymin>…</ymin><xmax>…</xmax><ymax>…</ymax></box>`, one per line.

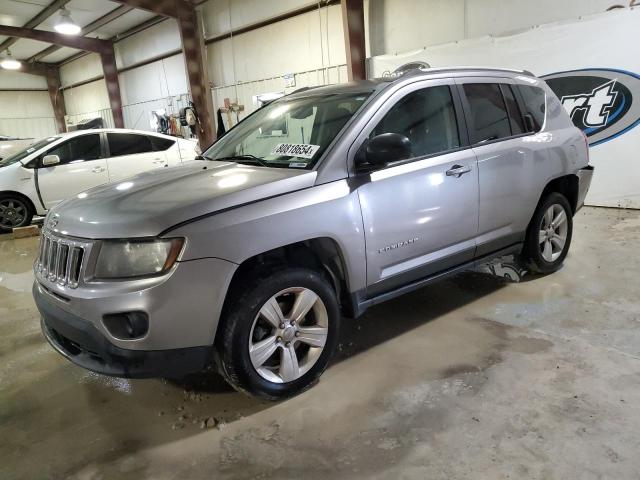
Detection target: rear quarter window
<box><xmin>517</xmin><ymin>85</ymin><xmax>546</xmax><ymax>131</ymax></box>
<box><xmin>149</xmin><ymin>136</ymin><xmax>175</xmax><ymax>151</ymax></box>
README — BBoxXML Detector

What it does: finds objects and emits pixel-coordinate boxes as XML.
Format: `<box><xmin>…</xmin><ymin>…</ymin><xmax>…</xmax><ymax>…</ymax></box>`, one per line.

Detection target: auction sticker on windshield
<box><xmin>272</xmin><ymin>143</ymin><xmax>320</xmax><ymax>159</ymax></box>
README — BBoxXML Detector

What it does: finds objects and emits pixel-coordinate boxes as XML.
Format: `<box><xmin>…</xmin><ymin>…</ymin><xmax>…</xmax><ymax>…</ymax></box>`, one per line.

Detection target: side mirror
<box><xmin>356</xmin><ymin>133</ymin><xmax>412</xmax><ymax>171</ymax></box>
<box><xmin>42</xmin><ymin>154</ymin><xmax>61</xmax><ymax>167</ymax></box>
<box><xmin>523</xmin><ymin>113</ymin><xmax>536</xmax><ymax>133</ymax></box>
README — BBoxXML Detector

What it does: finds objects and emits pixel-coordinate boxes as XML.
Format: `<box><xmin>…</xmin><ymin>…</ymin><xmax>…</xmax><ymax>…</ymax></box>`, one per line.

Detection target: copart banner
<box><xmin>368</xmin><ymin>8</ymin><xmax>640</xmax><ymax>208</ymax></box>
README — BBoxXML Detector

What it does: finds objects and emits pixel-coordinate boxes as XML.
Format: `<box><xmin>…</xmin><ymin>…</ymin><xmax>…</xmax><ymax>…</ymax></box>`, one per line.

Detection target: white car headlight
<box><xmin>94</xmin><ymin>238</ymin><xmax>184</xmax><ymax>279</ymax></box>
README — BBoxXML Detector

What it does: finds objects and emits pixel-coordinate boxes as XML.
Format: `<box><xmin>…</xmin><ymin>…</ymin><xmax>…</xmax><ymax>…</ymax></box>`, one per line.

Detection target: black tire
<box><xmin>216</xmin><ymin>267</ymin><xmax>340</xmax><ymax>400</ymax></box>
<box><xmin>523</xmin><ymin>192</ymin><xmax>573</xmax><ymax>274</ymax></box>
<box><xmin>0</xmin><ymin>194</ymin><xmax>34</xmax><ymax>233</ymax></box>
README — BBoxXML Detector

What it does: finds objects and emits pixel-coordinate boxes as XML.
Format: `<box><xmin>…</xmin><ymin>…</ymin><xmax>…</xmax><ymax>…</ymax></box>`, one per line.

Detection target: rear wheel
<box><xmin>216</xmin><ymin>267</ymin><xmax>339</xmax><ymax>400</ymax></box>
<box><xmin>523</xmin><ymin>192</ymin><xmax>573</xmax><ymax>274</ymax></box>
<box><xmin>0</xmin><ymin>195</ymin><xmax>33</xmax><ymax>233</ymax></box>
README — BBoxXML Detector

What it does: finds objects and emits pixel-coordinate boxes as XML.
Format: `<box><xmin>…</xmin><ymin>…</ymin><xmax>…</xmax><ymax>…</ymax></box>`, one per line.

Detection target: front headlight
<box><xmin>94</xmin><ymin>238</ymin><xmax>184</xmax><ymax>279</ymax></box>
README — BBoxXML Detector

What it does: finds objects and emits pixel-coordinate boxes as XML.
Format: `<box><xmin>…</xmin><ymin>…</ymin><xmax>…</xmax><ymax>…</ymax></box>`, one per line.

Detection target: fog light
<box><xmin>103</xmin><ymin>312</ymin><xmax>149</xmax><ymax>340</ymax></box>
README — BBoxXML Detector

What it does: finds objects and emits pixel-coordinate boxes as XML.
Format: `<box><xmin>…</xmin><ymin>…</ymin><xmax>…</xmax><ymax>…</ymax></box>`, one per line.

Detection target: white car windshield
<box><xmin>203</xmin><ymin>91</ymin><xmax>372</xmax><ymax>169</ymax></box>
<box><xmin>0</xmin><ymin>136</ymin><xmax>59</xmax><ymax>168</ymax></box>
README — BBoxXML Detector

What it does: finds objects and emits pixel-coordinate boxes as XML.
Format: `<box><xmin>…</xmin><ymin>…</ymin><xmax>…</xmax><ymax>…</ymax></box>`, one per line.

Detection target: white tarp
<box><xmin>368</xmin><ymin>8</ymin><xmax>640</xmax><ymax>209</ymax></box>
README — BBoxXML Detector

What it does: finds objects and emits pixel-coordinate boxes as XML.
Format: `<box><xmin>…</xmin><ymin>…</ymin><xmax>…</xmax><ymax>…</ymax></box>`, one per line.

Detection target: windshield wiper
<box><xmin>210</xmin><ymin>154</ymin><xmax>269</xmax><ymax>167</ymax></box>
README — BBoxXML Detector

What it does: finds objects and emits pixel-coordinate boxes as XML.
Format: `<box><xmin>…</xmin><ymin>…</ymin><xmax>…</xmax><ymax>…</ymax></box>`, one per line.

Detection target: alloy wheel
<box><xmin>249</xmin><ymin>287</ymin><xmax>329</xmax><ymax>383</ymax></box>
<box><xmin>0</xmin><ymin>198</ymin><xmax>27</xmax><ymax>229</ymax></box>
<box><xmin>539</xmin><ymin>203</ymin><xmax>568</xmax><ymax>262</ymax></box>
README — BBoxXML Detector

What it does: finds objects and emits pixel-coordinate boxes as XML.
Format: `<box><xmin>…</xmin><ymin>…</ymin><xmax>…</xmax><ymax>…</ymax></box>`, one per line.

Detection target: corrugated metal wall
<box><xmin>0</xmin><ymin>90</ymin><xmax>57</xmax><ymax>139</ymax></box>
<box><xmin>212</xmin><ymin>64</ymin><xmax>347</xmax><ymax>129</ymax></box>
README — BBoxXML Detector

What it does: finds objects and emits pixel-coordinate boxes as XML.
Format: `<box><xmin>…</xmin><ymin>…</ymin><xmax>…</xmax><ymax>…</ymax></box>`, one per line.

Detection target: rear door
<box><xmin>352</xmin><ymin>79</ymin><xmax>480</xmax><ymax>295</ymax></box>
<box><xmin>456</xmin><ymin>78</ymin><xmax>545</xmax><ymax>256</ymax></box>
<box><xmin>175</xmin><ymin>138</ymin><xmax>199</xmax><ymax>163</ymax></box>
<box><xmin>105</xmin><ymin>132</ymin><xmax>168</xmax><ymax>182</ymax></box>
<box><xmin>37</xmin><ymin>133</ymin><xmax>108</xmax><ymax>209</ymax></box>
<box><xmin>149</xmin><ymin>135</ymin><xmax>181</xmax><ymax>167</ymax></box>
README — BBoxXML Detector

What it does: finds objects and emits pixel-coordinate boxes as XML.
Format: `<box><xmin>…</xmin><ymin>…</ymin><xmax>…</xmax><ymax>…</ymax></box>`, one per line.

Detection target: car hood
<box><xmin>0</xmin><ymin>139</ymin><xmax>33</xmax><ymax>161</ymax></box>
<box><xmin>49</xmin><ymin>161</ymin><xmax>316</xmax><ymax>239</ymax></box>
<box><xmin>0</xmin><ymin>159</ymin><xmax>19</xmax><ymax>172</ymax></box>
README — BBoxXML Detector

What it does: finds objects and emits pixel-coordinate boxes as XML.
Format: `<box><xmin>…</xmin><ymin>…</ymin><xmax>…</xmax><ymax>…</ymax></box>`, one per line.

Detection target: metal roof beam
<box><xmin>113</xmin><ymin>0</ymin><xmax>203</xmax><ymax>17</ymax></box>
<box><xmin>0</xmin><ymin>0</ymin><xmax>71</xmax><ymax>52</ymax></box>
<box><xmin>27</xmin><ymin>5</ymin><xmax>134</xmax><ymax>63</ymax></box>
<box><xmin>0</xmin><ymin>24</ymin><xmax>111</xmax><ymax>53</ymax></box>
<box><xmin>113</xmin><ymin>0</ymin><xmax>179</xmax><ymax>18</ymax></box>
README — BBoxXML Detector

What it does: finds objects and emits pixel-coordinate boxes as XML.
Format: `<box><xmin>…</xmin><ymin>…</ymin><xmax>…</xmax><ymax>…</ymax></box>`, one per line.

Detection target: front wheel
<box><xmin>0</xmin><ymin>195</ymin><xmax>33</xmax><ymax>233</ymax></box>
<box><xmin>523</xmin><ymin>192</ymin><xmax>573</xmax><ymax>274</ymax></box>
<box><xmin>216</xmin><ymin>268</ymin><xmax>340</xmax><ymax>400</ymax></box>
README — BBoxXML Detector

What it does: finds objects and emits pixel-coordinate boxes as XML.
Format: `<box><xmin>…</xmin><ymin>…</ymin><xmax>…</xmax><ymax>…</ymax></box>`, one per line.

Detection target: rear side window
<box><xmin>149</xmin><ymin>136</ymin><xmax>175</xmax><ymax>151</ymax></box>
<box><xmin>46</xmin><ymin>134</ymin><xmax>101</xmax><ymax>165</ymax></box>
<box><xmin>517</xmin><ymin>85</ymin><xmax>546</xmax><ymax>132</ymax></box>
<box><xmin>107</xmin><ymin>133</ymin><xmax>154</xmax><ymax>157</ymax></box>
<box><xmin>462</xmin><ymin>83</ymin><xmax>512</xmax><ymax>144</ymax></box>
<box><xmin>372</xmin><ymin>85</ymin><xmax>460</xmax><ymax>158</ymax></box>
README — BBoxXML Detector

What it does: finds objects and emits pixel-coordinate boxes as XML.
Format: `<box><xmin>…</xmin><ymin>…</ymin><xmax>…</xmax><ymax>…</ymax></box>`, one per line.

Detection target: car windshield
<box><xmin>203</xmin><ymin>91</ymin><xmax>372</xmax><ymax>169</ymax></box>
<box><xmin>0</xmin><ymin>136</ymin><xmax>59</xmax><ymax>168</ymax></box>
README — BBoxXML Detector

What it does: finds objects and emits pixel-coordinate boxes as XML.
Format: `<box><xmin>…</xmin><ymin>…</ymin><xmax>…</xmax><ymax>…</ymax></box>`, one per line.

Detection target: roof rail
<box><xmin>391</xmin><ymin>65</ymin><xmax>536</xmax><ymax>80</ymax></box>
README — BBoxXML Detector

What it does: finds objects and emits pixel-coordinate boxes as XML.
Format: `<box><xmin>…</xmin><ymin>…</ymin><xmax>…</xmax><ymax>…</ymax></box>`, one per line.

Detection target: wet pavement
<box><xmin>1</xmin><ymin>207</ymin><xmax>640</xmax><ymax>479</ymax></box>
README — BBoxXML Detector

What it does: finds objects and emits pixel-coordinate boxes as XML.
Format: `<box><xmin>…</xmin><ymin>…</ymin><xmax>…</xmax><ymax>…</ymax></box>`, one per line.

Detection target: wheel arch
<box><xmin>0</xmin><ymin>190</ymin><xmax>37</xmax><ymax>217</ymax></box>
<box><xmin>522</xmin><ymin>174</ymin><xmax>579</xmax><ymax>257</ymax></box>
<box><xmin>539</xmin><ymin>174</ymin><xmax>580</xmax><ymax>214</ymax></box>
<box><xmin>221</xmin><ymin>237</ymin><xmax>354</xmax><ymax>319</ymax></box>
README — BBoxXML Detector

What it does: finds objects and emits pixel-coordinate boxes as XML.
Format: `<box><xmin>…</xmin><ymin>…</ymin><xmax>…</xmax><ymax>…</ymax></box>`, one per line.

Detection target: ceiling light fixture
<box><xmin>54</xmin><ymin>8</ymin><xmax>81</xmax><ymax>35</ymax></box>
<box><xmin>0</xmin><ymin>49</ymin><xmax>21</xmax><ymax>70</ymax></box>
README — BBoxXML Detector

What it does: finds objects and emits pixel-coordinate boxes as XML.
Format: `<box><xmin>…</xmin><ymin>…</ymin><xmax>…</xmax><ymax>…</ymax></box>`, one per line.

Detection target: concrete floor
<box><xmin>2</xmin><ymin>206</ymin><xmax>640</xmax><ymax>480</ymax></box>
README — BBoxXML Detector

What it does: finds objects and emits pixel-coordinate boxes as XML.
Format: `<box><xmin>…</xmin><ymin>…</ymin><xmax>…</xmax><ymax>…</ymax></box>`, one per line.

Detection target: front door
<box><xmin>353</xmin><ymin>81</ymin><xmax>479</xmax><ymax>296</ymax></box>
<box><xmin>105</xmin><ymin>132</ymin><xmax>168</xmax><ymax>183</ymax></box>
<box><xmin>38</xmin><ymin>133</ymin><xmax>108</xmax><ymax>209</ymax></box>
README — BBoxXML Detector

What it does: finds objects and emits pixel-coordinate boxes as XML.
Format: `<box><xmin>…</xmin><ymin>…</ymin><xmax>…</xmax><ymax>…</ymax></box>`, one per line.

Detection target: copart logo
<box><xmin>542</xmin><ymin>69</ymin><xmax>640</xmax><ymax>146</ymax></box>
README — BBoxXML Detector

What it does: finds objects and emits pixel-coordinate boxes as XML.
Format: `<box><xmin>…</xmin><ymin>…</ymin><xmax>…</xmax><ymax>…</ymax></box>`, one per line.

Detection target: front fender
<box><xmin>167</xmin><ymin>180</ymin><xmax>368</xmax><ymax>293</ymax></box>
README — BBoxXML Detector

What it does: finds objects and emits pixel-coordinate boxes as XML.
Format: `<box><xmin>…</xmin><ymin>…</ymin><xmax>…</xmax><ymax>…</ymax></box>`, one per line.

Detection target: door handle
<box><xmin>152</xmin><ymin>159</ymin><xmax>165</xmax><ymax>165</ymax></box>
<box><xmin>92</xmin><ymin>166</ymin><xmax>105</xmax><ymax>173</ymax></box>
<box><xmin>446</xmin><ymin>164</ymin><xmax>471</xmax><ymax>177</ymax></box>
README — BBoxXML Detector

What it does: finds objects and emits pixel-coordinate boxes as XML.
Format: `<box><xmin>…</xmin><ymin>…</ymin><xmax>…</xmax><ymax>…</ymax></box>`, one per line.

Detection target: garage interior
<box><xmin>1</xmin><ymin>1</ymin><xmax>640</xmax><ymax>478</ymax></box>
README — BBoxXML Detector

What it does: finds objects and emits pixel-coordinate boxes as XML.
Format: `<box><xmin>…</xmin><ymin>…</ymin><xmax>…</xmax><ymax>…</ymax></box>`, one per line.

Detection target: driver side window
<box><xmin>45</xmin><ymin>134</ymin><xmax>102</xmax><ymax>165</ymax></box>
<box><xmin>372</xmin><ymin>85</ymin><xmax>460</xmax><ymax>159</ymax></box>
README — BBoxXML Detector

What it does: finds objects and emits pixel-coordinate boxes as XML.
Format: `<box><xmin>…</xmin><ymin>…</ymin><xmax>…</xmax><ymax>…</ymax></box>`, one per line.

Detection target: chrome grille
<box><xmin>36</xmin><ymin>231</ymin><xmax>86</xmax><ymax>288</ymax></box>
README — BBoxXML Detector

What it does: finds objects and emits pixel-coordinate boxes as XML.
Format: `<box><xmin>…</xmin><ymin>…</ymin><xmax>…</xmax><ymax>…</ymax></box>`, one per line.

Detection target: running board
<box><xmin>351</xmin><ymin>243</ymin><xmax>523</xmax><ymax>318</ymax></box>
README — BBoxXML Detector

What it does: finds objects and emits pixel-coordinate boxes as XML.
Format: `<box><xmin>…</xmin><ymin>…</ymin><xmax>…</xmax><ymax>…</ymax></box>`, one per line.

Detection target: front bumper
<box><xmin>33</xmin><ymin>254</ymin><xmax>237</xmax><ymax>351</ymax></box>
<box><xmin>33</xmin><ymin>243</ymin><xmax>238</xmax><ymax>377</ymax></box>
<box><xmin>36</xmin><ymin>282</ymin><xmax>211</xmax><ymax>378</ymax></box>
<box><xmin>576</xmin><ymin>165</ymin><xmax>594</xmax><ymax>211</ymax></box>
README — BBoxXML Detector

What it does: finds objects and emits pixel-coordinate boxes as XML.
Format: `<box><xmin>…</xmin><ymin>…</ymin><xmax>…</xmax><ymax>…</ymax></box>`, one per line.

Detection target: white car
<box><xmin>0</xmin><ymin>129</ymin><xmax>199</xmax><ymax>232</ymax></box>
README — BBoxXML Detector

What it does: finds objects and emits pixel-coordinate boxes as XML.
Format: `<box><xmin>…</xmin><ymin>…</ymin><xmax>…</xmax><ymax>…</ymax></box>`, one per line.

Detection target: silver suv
<box><xmin>33</xmin><ymin>68</ymin><xmax>593</xmax><ymax>399</ymax></box>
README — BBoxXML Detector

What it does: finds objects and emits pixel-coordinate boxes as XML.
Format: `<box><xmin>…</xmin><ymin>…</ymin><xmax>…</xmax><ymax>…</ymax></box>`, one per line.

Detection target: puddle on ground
<box><xmin>0</xmin><ymin>270</ymin><xmax>34</xmax><ymax>293</ymax></box>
